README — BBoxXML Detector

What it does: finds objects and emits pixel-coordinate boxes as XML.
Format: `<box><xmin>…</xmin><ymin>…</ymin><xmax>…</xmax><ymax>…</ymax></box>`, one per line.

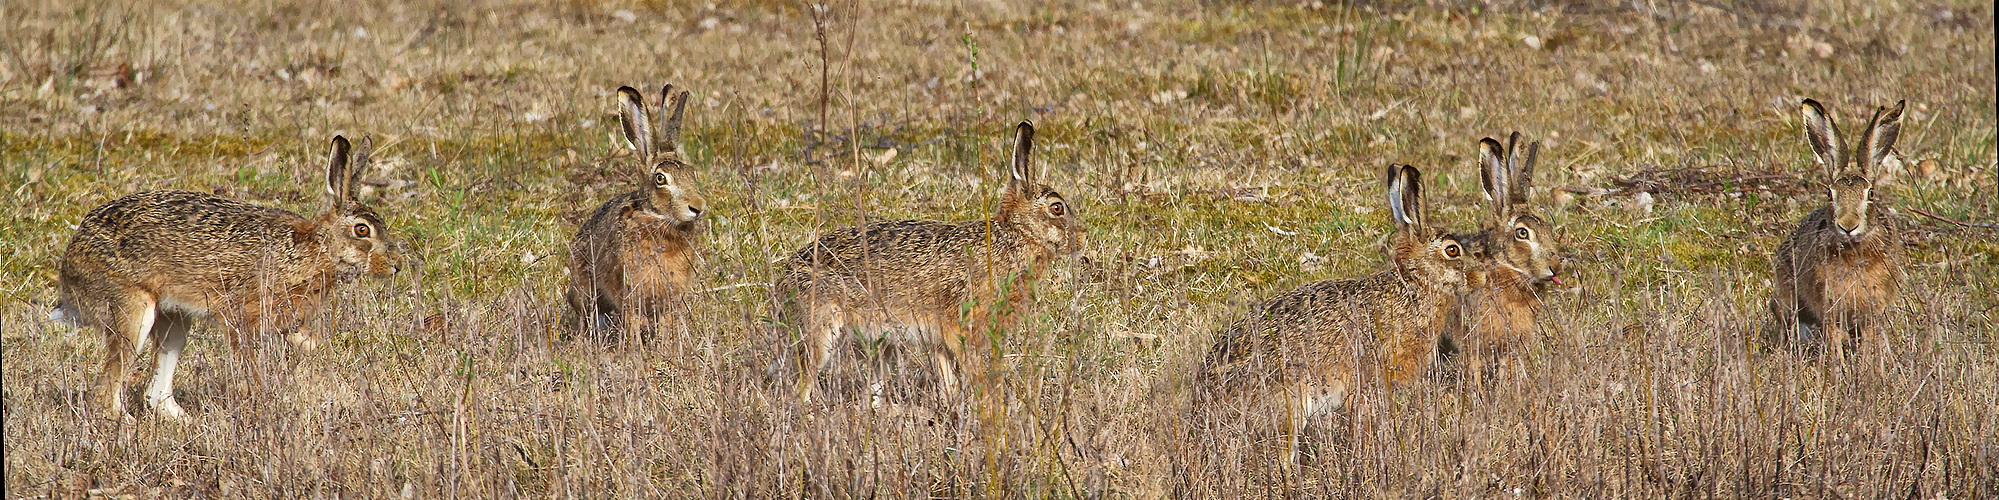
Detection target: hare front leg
<box><xmin>793</xmin><ymin>303</ymin><xmax>846</xmax><ymax>403</ymax></box>
<box><xmin>144</xmin><ymin>312</ymin><xmax>194</xmax><ymax>421</ymax></box>
<box><xmin>286</xmin><ymin>324</ymin><xmax>321</xmax><ymax>352</ymax></box>
<box><xmin>622</xmin><ymin>297</ymin><xmax>654</xmax><ymax>341</ymax></box>
<box><xmin>934</xmin><ymin>317</ymin><xmax>998</xmax><ymax>400</ymax></box>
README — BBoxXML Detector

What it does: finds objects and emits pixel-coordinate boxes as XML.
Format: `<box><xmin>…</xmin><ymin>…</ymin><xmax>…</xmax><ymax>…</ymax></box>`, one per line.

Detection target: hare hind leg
<box><xmin>91</xmin><ymin>291</ymin><xmax>157</xmax><ymax>420</ymax></box>
<box><xmin>143</xmin><ymin>311</ymin><xmax>194</xmax><ymax>421</ymax></box>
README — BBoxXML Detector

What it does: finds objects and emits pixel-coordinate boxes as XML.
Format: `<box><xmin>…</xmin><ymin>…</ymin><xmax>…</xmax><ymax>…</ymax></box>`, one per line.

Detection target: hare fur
<box><xmin>774</xmin><ymin>121</ymin><xmax>1083</xmax><ymax>403</ymax></box>
<box><xmin>1444</xmin><ymin>132</ymin><xmax>1567</xmax><ymax>387</ymax></box>
<box><xmin>1197</xmin><ymin>164</ymin><xmax>1480</xmax><ymax>464</ymax></box>
<box><xmin>1768</xmin><ymin>99</ymin><xmax>1907</xmax><ymax>357</ymax></box>
<box><xmin>566</xmin><ymin>84</ymin><xmax>707</xmax><ymax>339</ymax></box>
<box><xmin>55</xmin><ymin>135</ymin><xmax>402</xmax><ymax>422</ymax></box>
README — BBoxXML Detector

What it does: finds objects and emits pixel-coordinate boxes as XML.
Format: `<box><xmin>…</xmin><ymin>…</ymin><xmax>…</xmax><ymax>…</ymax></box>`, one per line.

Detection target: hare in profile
<box><xmin>565</xmin><ymin>85</ymin><xmax>706</xmax><ymax>339</ymax></box>
<box><xmin>1444</xmin><ymin>132</ymin><xmax>1567</xmax><ymax>386</ymax></box>
<box><xmin>54</xmin><ymin>135</ymin><xmax>403</xmax><ymax>421</ymax></box>
<box><xmin>1196</xmin><ymin>164</ymin><xmax>1480</xmax><ymax>464</ymax></box>
<box><xmin>1768</xmin><ymin>99</ymin><xmax>1907</xmax><ymax>357</ymax></box>
<box><xmin>773</xmin><ymin>122</ymin><xmax>1082</xmax><ymax>402</ymax></box>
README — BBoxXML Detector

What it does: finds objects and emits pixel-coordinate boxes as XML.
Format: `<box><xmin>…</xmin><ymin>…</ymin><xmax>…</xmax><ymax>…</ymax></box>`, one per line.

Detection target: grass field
<box><xmin>3</xmin><ymin>0</ymin><xmax>1996</xmax><ymax>497</ymax></box>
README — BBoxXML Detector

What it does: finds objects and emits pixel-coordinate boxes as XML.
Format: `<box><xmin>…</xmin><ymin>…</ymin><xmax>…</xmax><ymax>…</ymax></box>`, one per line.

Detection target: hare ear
<box><xmin>1800</xmin><ymin>99</ymin><xmax>1843</xmax><ymax>177</ymax></box>
<box><xmin>349</xmin><ymin>135</ymin><xmax>373</xmax><ymax>199</ymax></box>
<box><xmin>1513</xmin><ymin>139</ymin><xmax>1539</xmax><ymax>207</ymax></box>
<box><xmin>617</xmin><ymin>86</ymin><xmax>653</xmax><ymax>160</ymax></box>
<box><xmin>1857</xmin><ymin>100</ymin><xmax>1905</xmax><ymax>177</ymax></box>
<box><xmin>659</xmin><ymin>86</ymin><xmax>691</xmax><ymax>154</ymax></box>
<box><xmin>326</xmin><ymin>135</ymin><xmax>352</xmax><ymax>203</ymax></box>
<box><xmin>1388</xmin><ymin>164</ymin><xmax>1423</xmax><ymax>232</ymax></box>
<box><xmin>1010</xmin><ymin>121</ymin><xmax>1036</xmax><ymax>192</ymax></box>
<box><xmin>1478</xmin><ymin>137</ymin><xmax>1509</xmax><ymax>215</ymax></box>
<box><xmin>1403</xmin><ymin>165</ymin><xmax>1426</xmax><ymax>230</ymax></box>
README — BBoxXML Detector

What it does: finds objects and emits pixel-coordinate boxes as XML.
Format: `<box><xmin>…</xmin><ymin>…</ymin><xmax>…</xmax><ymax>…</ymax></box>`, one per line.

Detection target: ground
<box><xmin>2</xmin><ymin>0</ymin><xmax>1995</xmax><ymax>497</ymax></box>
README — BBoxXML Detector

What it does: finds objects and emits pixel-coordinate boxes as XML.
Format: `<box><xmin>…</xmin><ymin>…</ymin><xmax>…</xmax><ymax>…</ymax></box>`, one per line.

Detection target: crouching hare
<box><xmin>1196</xmin><ymin>164</ymin><xmax>1481</xmax><ymax>465</ymax></box>
<box><xmin>565</xmin><ymin>85</ymin><xmax>707</xmax><ymax>339</ymax></box>
<box><xmin>1445</xmin><ymin>132</ymin><xmax>1566</xmax><ymax>387</ymax></box>
<box><xmin>55</xmin><ymin>135</ymin><xmax>402</xmax><ymax>421</ymax></box>
<box><xmin>773</xmin><ymin>122</ymin><xmax>1083</xmax><ymax>403</ymax></box>
<box><xmin>1768</xmin><ymin>99</ymin><xmax>1907</xmax><ymax>357</ymax></box>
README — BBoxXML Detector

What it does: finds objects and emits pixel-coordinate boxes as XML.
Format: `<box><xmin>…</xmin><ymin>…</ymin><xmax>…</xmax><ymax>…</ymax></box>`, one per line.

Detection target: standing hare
<box><xmin>1445</xmin><ymin>132</ymin><xmax>1566</xmax><ymax>386</ymax></box>
<box><xmin>54</xmin><ymin>135</ymin><xmax>402</xmax><ymax>421</ymax></box>
<box><xmin>773</xmin><ymin>122</ymin><xmax>1083</xmax><ymax>403</ymax></box>
<box><xmin>1196</xmin><ymin>164</ymin><xmax>1480</xmax><ymax>464</ymax></box>
<box><xmin>566</xmin><ymin>85</ymin><xmax>706</xmax><ymax>339</ymax></box>
<box><xmin>1768</xmin><ymin>99</ymin><xmax>1907</xmax><ymax>357</ymax></box>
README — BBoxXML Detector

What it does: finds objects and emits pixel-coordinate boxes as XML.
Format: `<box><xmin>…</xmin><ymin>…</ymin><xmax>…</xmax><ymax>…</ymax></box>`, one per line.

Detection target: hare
<box><xmin>53</xmin><ymin>135</ymin><xmax>403</xmax><ymax>422</ymax></box>
<box><xmin>1196</xmin><ymin>164</ymin><xmax>1480</xmax><ymax>464</ymax></box>
<box><xmin>1768</xmin><ymin>99</ymin><xmax>1907</xmax><ymax>357</ymax></box>
<box><xmin>565</xmin><ymin>85</ymin><xmax>706</xmax><ymax>339</ymax></box>
<box><xmin>773</xmin><ymin>121</ymin><xmax>1082</xmax><ymax>403</ymax></box>
<box><xmin>1443</xmin><ymin>132</ymin><xmax>1567</xmax><ymax>387</ymax></box>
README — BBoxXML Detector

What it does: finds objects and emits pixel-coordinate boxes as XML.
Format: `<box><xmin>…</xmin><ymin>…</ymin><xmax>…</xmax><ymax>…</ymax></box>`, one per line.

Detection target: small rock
<box><xmin>1630</xmin><ymin>191</ymin><xmax>1655</xmax><ymax>213</ymax></box>
<box><xmin>1916</xmin><ymin>159</ymin><xmax>1941</xmax><ymax>179</ymax></box>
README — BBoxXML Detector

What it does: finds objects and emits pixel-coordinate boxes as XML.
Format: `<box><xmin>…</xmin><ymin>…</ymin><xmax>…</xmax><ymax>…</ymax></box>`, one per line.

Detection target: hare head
<box><xmin>325</xmin><ymin>135</ymin><xmax>403</xmax><ymax>279</ymax></box>
<box><xmin>1385</xmin><ymin>163</ymin><xmax>1477</xmax><ymax>294</ymax></box>
<box><xmin>618</xmin><ymin>85</ymin><xmax>705</xmax><ymax>227</ymax></box>
<box><xmin>1801</xmin><ymin>98</ymin><xmax>1903</xmax><ymax>240</ymax></box>
<box><xmin>997</xmin><ymin>121</ymin><xmax>1084</xmax><ymax>258</ymax></box>
<box><xmin>1477</xmin><ymin>132</ymin><xmax>1564</xmax><ymax>286</ymax></box>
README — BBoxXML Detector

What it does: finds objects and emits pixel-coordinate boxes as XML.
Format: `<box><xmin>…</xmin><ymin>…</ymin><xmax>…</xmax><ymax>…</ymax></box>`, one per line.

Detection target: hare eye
<box><xmin>1048</xmin><ymin>202</ymin><xmax>1066</xmax><ymax>217</ymax></box>
<box><xmin>653</xmin><ymin>172</ymin><xmax>670</xmax><ymax>187</ymax></box>
<box><xmin>1444</xmin><ymin>244</ymin><xmax>1461</xmax><ymax>258</ymax></box>
<box><xmin>1514</xmin><ymin>227</ymin><xmax>1531</xmax><ymax>240</ymax></box>
<box><xmin>353</xmin><ymin>223</ymin><xmax>371</xmax><ymax>238</ymax></box>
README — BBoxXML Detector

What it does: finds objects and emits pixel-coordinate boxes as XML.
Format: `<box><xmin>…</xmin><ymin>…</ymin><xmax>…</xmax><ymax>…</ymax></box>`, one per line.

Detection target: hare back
<box><xmin>1200</xmin><ymin>270</ymin><xmax>1443</xmax><ymax>394</ymax></box>
<box><xmin>778</xmin><ymin>218</ymin><xmax>1033</xmax><ymax>306</ymax></box>
<box><xmin>58</xmin><ymin>191</ymin><xmax>343</xmax><ymax>329</ymax></box>
<box><xmin>60</xmin><ymin>191</ymin><xmax>333</xmax><ymax>292</ymax></box>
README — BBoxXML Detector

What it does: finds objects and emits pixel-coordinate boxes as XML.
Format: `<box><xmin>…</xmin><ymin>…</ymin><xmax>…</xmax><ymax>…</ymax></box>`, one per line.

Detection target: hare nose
<box><xmin>688</xmin><ymin>206</ymin><xmax>703</xmax><ymax>216</ymax></box>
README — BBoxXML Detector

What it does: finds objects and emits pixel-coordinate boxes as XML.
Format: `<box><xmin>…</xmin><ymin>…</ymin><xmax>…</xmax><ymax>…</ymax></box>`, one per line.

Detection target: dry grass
<box><xmin>3</xmin><ymin>0</ymin><xmax>1996</xmax><ymax>497</ymax></box>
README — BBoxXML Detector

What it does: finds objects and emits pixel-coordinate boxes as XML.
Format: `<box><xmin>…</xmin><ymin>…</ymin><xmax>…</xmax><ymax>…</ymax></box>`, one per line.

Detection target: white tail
<box><xmin>48</xmin><ymin>302</ymin><xmax>75</xmax><ymax>326</ymax></box>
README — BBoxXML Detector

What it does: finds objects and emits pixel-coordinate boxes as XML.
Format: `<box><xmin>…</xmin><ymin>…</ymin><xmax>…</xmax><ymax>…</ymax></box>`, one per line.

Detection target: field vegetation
<box><xmin>3</xmin><ymin>0</ymin><xmax>1995</xmax><ymax>497</ymax></box>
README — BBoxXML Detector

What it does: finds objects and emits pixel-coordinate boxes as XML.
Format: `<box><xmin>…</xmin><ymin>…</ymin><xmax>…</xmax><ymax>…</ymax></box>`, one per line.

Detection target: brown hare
<box><xmin>1768</xmin><ymin>99</ymin><xmax>1907</xmax><ymax>357</ymax></box>
<box><xmin>1444</xmin><ymin>132</ymin><xmax>1566</xmax><ymax>387</ymax></box>
<box><xmin>54</xmin><ymin>135</ymin><xmax>402</xmax><ymax>422</ymax></box>
<box><xmin>565</xmin><ymin>85</ymin><xmax>706</xmax><ymax>339</ymax></box>
<box><xmin>773</xmin><ymin>121</ymin><xmax>1083</xmax><ymax>403</ymax></box>
<box><xmin>1196</xmin><ymin>164</ymin><xmax>1480</xmax><ymax>464</ymax></box>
